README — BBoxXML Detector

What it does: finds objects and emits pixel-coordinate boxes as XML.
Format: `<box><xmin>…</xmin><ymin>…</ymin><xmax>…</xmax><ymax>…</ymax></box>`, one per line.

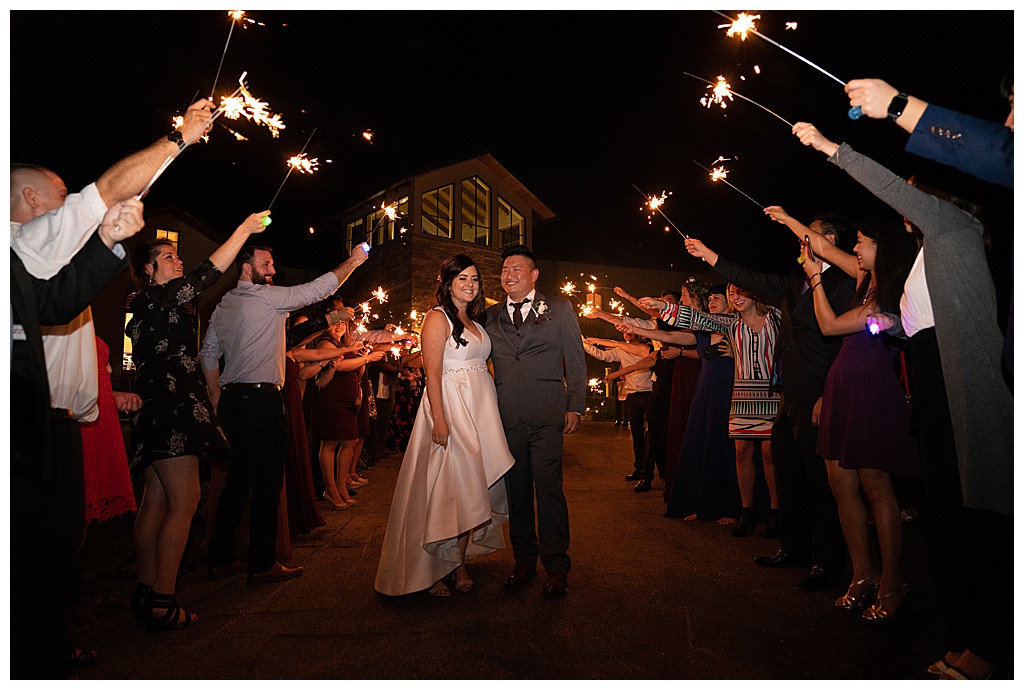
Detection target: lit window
<box><xmin>346</xmin><ymin>218</ymin><xmax>366</xmax><ymax>255</ymax></box>
<box><xmin>497</xmin><ymin>196</ymin><xmax>524</xmax><ymax>248</ymax></box>
<box><xmin>421</xmin><ymin>185</ymin><xmax>453</xmax><ymax>238</ymax></box>
<box><xmin>460</xmin><ymin>177</ymin><xmax>490</xmax><ymax>246</ymax></box>
<box><xmin>155</xmin><ymin>229</ymin><xmax>179</xmax><ymax>251</ymax></box>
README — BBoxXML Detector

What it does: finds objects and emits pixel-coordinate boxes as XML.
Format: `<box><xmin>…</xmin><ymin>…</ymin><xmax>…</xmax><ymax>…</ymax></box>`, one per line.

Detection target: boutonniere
<box><xmin>531</xmin><ymin>300</ymin><xmax>550</xmax><ymax>323</ymax></box>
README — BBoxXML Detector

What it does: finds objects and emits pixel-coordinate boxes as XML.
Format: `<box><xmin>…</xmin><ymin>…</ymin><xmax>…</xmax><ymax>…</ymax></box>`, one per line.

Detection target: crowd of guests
<box><xmin>581</xmin><ymin>76</ymin><xmax>1013</xmax><ymax>679</ymax></box>
<box><xmin>10</xmin><ymin>74</ymin><xmax>1012</xmax><ymax>681</ymax></box>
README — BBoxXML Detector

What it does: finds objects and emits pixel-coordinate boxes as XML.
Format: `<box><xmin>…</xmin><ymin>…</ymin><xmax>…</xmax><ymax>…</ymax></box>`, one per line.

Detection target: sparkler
<box><xmin>633</xmin><ymin>184</ymin><xmax>688</xmax><ymax>239</ymax></box>
<box><xmin>713</xmin><ymin>11</ymin><xmax>864</xmax><ymax>119</ymax></box>
<box><xmin>692</xmin><ymin>159</ymin><xmax>764</xmax><ymax>210</ymax></box>
<box><xmin>214</xmin><ymin>73</ymin><xmax>286</xmax><ymax>137</ymax></box>
<box><xmin>684</xmin><ymin>72</ymin><xmax>794</xmax><ymax>128</ymax></box>
<box><xmin>267</xmin><ymin>128</ymin><xmax>318</xmax><ymax>210</ymax></box>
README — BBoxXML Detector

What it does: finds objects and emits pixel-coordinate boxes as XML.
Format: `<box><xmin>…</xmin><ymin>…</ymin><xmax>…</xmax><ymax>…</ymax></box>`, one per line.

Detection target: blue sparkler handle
<box><xmin>848</xmin><ymin>105</ymin><xmax>863</xmax><ymax>120</ymax></box>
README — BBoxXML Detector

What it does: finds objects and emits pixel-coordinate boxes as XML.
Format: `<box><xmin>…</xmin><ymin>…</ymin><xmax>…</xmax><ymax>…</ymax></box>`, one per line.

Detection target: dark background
<box><xmin>9</xmin><ymin>9</ymin><xmax>1014</xmax><ymax>311</ymax></box>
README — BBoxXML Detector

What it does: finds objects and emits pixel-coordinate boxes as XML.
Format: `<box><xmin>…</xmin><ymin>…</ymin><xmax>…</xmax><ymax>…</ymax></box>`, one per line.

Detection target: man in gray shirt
<box><xmin>201</xmin><ymin>243</ymin><xmax>368</xmax><ymax>584</ymax></box>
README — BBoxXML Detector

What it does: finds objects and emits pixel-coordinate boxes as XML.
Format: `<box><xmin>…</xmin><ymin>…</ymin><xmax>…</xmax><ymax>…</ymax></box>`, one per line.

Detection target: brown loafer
<box><xmin>247</xmin><ymin>562</ymin><xmax>304</xmax><ymax>585</ymax></box>
<box><xmin>504</xmin><ymin>564</ymin><xmax>538</xmax><ymax>589</ymax></box>
<box><xmin>207</xmin><ymin>561</ymin><xmax>248</xmax><ymax>582</ymax></box>
<box><xmin>542</xmin><ymin>571</ymin><xmax>568</xmax><ymax>597</ymax></box>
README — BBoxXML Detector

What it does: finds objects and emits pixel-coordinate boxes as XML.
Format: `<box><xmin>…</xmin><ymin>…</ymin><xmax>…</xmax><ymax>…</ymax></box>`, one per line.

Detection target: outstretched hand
<box><xmin>637</xmin><ymin>296</ymin><xmax>665</xmax><ymax>312</ymax></box>
<box><xmin>845</xmin><ymin>79</ymin><xmax>900</xmax><ymax>120</ymax></box>
<box><xmin>179</xmin><ymin>98</ymin><xmax>215</xmax><ymax>145</ymax></box>
<box><xmin>763</xmin><ymin>205</ymin><xmax>793</xmax><ymax>225</ymax></box>
<box><xmin>793</xmin><ymin>122</ymin><xmax>839</xmax><ymax>157</ymax></box>
<box><xmin>239</xmin><ymin>211</ymin><xmax>271</xmax><ymax>235</ymax></box>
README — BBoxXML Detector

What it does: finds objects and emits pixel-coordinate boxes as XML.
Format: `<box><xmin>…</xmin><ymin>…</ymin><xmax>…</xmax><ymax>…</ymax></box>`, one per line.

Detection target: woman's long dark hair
<box><xmin>852</xmin><ymin>220</ymin><xmax>918</xmax><ymax>315</ymax></box>
<box><xmin>435</xmin><ymin>254</ymin><xmax>487</xmax><ymax>347</ymax></box>
<box><xmin>130</xmin><ymin>239</ymin><xmax>175</xmax><ymax>291</ymax></box>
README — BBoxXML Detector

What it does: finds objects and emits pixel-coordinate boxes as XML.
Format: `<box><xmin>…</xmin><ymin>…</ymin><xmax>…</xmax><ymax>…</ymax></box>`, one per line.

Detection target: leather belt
<box><xmin>222</xmin><ymin>382</ymin><xmax>281</xmax><ymax>392</ymax></box>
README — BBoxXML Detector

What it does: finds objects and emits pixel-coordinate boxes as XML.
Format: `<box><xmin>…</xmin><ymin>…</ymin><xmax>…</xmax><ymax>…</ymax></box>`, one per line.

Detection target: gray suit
<box><xmin>486</xmin><ymin>291</ymin><xmax>586</xmax><ymax>573</ymax></box>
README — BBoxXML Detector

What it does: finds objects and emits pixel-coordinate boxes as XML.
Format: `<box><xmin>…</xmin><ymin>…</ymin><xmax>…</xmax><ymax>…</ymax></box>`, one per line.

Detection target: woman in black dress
<box><xmin>126</xmin><ymin>211</ymin><xmax>267</xmax><ymax>630</ymax></box>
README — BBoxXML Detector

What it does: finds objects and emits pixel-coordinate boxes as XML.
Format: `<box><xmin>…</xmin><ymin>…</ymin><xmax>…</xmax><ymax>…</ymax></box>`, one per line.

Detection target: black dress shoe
<box><xmin>799</xmin><ymin>565</ymin><xmax>839</xmax><ymax>591</ymax></box>
<box><xmin>754</xmin><ymin>549</ymin><xmax>811</xmax><ymax>568</ymax></box>
<box><xmin>504</xmin><ymin>564</ymin><xmax>538</xmax><ymax>588</ymax></box>
<box><xmin>634</xmin><ymin>479</ymin><xmax>652</xmax><ymax>493</ymax></box>
<box><xmin>542</xmin><ymin>571</ymin><xmax>568</xmax><ymax>597</ymax></box>
<box><xmin>625</xmin><ymin>472</ymin><xmax>644</xmax><ymax>481</ymax></box>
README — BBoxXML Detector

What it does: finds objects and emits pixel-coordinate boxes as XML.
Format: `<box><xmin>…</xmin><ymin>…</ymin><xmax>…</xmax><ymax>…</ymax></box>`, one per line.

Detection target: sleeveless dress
<box><xmin>310</xmin><ymin>334</ymin><xmax>362</xmax><ymax>442</ymax></box>
<box><xmin>817</xmin><ymin>330</ymin><xmax>919</xmax><ymax>474</ymax></box>
<box><xmin>664</xmin><ymin>332</ymin><xmax>738</xmax><ymax>520</ymax></box>
<box><xmin>283</xmin><ymin>356</ymin><xmax>326</xmax><ymax>535</ymax></box>
<box><xmin>126</xmin><ymin>260</ymin><xmax>229</xmax><ymax>470</ymax></box>
<box><xmin>374</xmin><ymin>310</ymin><xmax>516</xmax><ymax>596</ymax></box>
<box><xmin>80</xmin><ymin>336</ymin><xmax>137</xmax><ymax>523</ymax></box>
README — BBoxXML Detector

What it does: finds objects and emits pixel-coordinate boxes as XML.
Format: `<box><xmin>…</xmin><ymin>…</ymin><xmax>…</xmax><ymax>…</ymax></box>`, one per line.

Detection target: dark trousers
<box><xmin>503</xmin><ymin>422</ymin><xmax>570</xmax><ymax>574</ymax></box>
<box><xmin>911</xmin><ymin>328</ymin><xmax>1012</xmax><ymax>667</ymax></box>
<box><xmin>771</xmin><ymin>397</ymin><xmax>846</xmax><ymax>570</ymax></box>
<box><xmin>643</xmin><ymin>381</ymin><xmax>672</xmax><ymax>480</ymax></box>
<box><xmin>11</xmin><ymin>414</ymin><xmax>83</xmax><ymax>679</ymax></box>
<box><xmin>209</xmin><ymin>387</ymin><xmax>289</xmax><ymax>575</ymax></box>
<box><xmin>625</xmin><ymin>391</ymin><xmax>652</xmax><ymax>474</ymax></box>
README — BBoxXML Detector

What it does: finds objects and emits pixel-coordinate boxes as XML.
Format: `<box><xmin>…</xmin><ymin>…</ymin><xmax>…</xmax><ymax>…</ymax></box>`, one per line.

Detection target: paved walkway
<box><xmin>73</xmin><ymin>421</ymin><xmax>951</xmax><ymax>679</ymax></box>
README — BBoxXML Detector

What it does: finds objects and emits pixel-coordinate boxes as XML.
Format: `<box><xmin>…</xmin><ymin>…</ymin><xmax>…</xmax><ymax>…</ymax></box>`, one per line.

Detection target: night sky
<box><xmin>9</xmin><ymin>9</ymin><xmax>1015</xmax><ymax>294</ymax></box>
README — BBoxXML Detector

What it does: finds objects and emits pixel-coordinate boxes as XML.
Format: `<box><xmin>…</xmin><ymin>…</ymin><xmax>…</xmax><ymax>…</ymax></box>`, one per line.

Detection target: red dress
<box><xmin>661</xmin><ymin>355</ymin><xmax>702</xmax><ymax>501</ymax></box>
<box><xmin>284</xmin><ymin>356</ymin><xmax>326</xmax><ymax>535</ymax></box>
<box><xmin>80</xmin><ymin>337</ymin><xmax>137</xmax><ymax>523</ymax></box>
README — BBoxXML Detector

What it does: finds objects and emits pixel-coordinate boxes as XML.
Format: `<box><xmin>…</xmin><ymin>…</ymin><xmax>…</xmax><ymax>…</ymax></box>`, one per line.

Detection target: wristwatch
<box><xmin>166</xmin><ymin>129</ymin><xmax>186</xmax><ymax>151</ymax></box>
<box><xmin>887</xmin><ymin>92</ymin><xmax>909</xmax><ymax>122</ymax></box>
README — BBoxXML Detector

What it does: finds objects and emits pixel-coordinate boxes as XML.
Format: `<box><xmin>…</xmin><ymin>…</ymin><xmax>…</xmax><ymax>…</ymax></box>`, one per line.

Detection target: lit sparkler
<box><xmin>372</xmin><ymin>287</ymin><xmax>389</xmax><ymax>304</ymax></box>
<box><xmin>712</xmin><ymin>10</ymin><xmax>863</xmax><ymax>119</ymax></box>
<box><xmin>685</xmin><ymin>72</ymin><xmax>794</xmax><ymax>128</ymax></box>
<box><xmin>267</xmin><ymin>128</ymin><xmax>317</xmax><ymax>210</ymax></box>
<box><xmin>211</xmin><ymin>11</ymin><xmax>265</xmax><ymax>99</ymax></box>
<box><xmin>361</xmin><ymin>129</ymin><xmax>374</xmax><ymax>143</ymax></box>
<box><xmin>215</xmin><ymin>73</ymin><xmax>286</xmax><ymax>138</ymax></box>
<box><xmin>633</xmin><ymin>184</ymin><xmax>688</xmax><ymax>239</ymax></box>
<box><xmin>588</xmin><ymin>378</ymin><xmax>605</xmax><ymax>394</ymax></box>
<box><xmin>693</xmin><ymin>159</ymin><xmax>764</xmax><ymax>210</ymax></box>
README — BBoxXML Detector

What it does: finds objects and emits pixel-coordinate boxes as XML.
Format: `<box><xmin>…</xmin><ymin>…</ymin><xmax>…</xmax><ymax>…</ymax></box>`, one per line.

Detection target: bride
<box><xmin>374</xmin><ymin>254</ymin><xmax>515</xmax><ymax>597</ymax></box>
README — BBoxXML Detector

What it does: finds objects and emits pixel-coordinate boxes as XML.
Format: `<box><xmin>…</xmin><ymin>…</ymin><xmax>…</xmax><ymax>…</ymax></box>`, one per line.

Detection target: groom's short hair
<box><xmin>501</xmin><ymin>244</ymin><xmax>537</xmax><ymax>269</ymax></box>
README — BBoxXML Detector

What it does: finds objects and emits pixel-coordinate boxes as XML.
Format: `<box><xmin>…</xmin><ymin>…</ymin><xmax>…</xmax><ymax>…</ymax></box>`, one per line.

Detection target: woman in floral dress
<box><xmin>126</xmin><ymin>211</ymin><xmax>267</xmax><ymax>630</ymax></box>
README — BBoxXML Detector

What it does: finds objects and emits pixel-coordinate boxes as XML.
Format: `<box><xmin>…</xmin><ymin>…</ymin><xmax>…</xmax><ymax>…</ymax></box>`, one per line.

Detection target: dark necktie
<box><xmin>511</xmin><ymin>298</ymin><xmax>530</xmax><ymax>329</ymax></box>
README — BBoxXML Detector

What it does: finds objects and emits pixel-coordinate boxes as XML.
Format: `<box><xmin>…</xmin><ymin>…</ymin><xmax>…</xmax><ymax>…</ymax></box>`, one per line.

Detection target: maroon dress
<box><xmin>284</xmin><ymin>356</ymin><xmax>325</xmax><ymax>535</ymax></box>
<box><xmin>311</xmin><ymin>335</ymin><xmax>361</xmax><ymax>441</ymax></box>
<box><xmin>662</xmin><ymin>354</ymin><xmax>702</xmax><ymax>501</ymax></box>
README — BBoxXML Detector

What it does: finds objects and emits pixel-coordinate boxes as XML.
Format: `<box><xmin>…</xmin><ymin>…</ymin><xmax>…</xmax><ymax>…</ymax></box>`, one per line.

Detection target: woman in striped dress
<box><xmin>640</xmin><ymin>286</ymin><xmax>781</xmax><ymax>536</ymax></box>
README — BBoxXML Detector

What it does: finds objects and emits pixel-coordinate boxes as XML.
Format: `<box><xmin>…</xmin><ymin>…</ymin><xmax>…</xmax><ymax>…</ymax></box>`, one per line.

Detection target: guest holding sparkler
<box><xmin>621</xmin><ymin>284</ymin><xmax>739</xmax><ymax>523</ymax></box>
<box><xmin>201</xmin><ymin>243</ymin><xmax>370</xmax><ymax>585</ymax></box>
<box><xmin>375</xmin><ymin>254</ymin><xmax>515</xmax><ymax>596</ymax></box>
<box><xmin>125</xmin><ymin>211</ymin><xmax>268</xmax><ymax>629</ymax></box>
<box><xmin>794</xmin><ymin>121</ymin><xmax>1012</xmax><ymax>679</ymax></box>
<box><xmin>639</xmin><ymin>286</ymin><xmax>780</xmax><ymax>538</ymax></box>
<box><xmin>684</xmin><ymin>226</ymin><xmax>854</xmax><ymax>590</ymax></box>
<box><xmin>797</xmin><ymin>213</ymin><xmax>919</xmax><ymax>622</ymax></box>
<box><xmin>311</xmin><ymin>317</ymin><xmax>385</xmax><ymax>509</ymax></box>
<box><xmin>582</xmin><ymin>332</ymin><xmax>654</xmax><ymax>484</ymax></box>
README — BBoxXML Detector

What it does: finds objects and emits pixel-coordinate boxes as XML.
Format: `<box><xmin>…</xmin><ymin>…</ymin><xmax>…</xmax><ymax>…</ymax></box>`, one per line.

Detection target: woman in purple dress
<box><xmin>800</xmin><ymin>217</ymin><xmax>918</xmax><ymax>623</ymax></box>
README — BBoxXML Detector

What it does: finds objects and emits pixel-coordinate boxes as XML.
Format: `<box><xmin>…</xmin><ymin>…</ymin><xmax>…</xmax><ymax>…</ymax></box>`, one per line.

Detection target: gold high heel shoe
<box><xmin>862</xmin><ymin>583</ymin><xmax>909</xmax><ymax>623</ymax></box>
<box><xmin>834</xmin><ymin>577</ymin><xmax>880</xmax><ymax>611</ymax></box>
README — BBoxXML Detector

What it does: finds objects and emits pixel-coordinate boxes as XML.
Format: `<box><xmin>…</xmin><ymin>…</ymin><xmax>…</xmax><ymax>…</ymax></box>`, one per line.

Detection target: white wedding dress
<box><xmin>374</xmin><ymin>309</ymin><xmax>515</xmax><ymax>595</ymax></box>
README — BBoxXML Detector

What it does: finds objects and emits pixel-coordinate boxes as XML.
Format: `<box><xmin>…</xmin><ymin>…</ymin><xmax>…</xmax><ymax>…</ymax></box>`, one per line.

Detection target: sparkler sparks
<box><xmin>372</xmin><ymin>287</ymin><xmax>389</xmax><ymax>304</ymax></box>
<box><xmin>287</xmin><ymin>153</ymin><xmax>319</xmax><ymax>174</ymax></box>
<box><xmin>720</xmin><ymin>12</ymin><xmax>760</xmax><ymax>41</ymax></box>
<box><xmin>693</xmin><ymin>159</ymin><xmax>764</xmax><ymax>211</ymax></box>
<box><xmin>588</xmin><ymin>378</ymin><xmax>604</xmax><ymax>394</ymax></box>
<box><xmin>217</xmin><ymin>73</ymin><xmax>286</xmax><ymax>138</ymax></box>
<box><xmin>633</xmin><ymin>185</ymin><xmax>688</xmax><ymax>239</ymax></box>
<box><xmin>684</xmin><ymin>72</ymin><xmax>794</xmax><ymax>128</ymax></box>
<box><xmin>361</xmin><ymin>129</ymin><xmax>374</xmax><ymax>143</ymax></box>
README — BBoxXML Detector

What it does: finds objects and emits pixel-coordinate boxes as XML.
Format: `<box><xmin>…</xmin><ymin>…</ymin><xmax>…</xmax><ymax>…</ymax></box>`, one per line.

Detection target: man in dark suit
<box><xmin>485</xmin><ymin>245</ymin><xmax>587</xmax><ymax>597</ymax></box>
<box><xmin>10</xmin><ymin>201</ymin><xmax>145</xmax><ymax>679</ymax></box>
<box><xmin>685</xmin><ymin>218</ymin><xmax>856</xmax><ymax>590</ymax></box>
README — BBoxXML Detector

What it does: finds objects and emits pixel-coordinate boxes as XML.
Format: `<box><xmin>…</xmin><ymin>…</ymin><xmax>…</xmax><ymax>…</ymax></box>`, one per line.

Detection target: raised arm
<box><xmin>208</xmin><ymin>211</ymin><xmax>271</xmax><ymax>273</ymax></box>
<box><xmin>802</xmin><ymin>247</ymin><xmax>871</xmax><ymax>336</ymax></box>
<box><xmin>613</xmin><ymin>286</ymin><xmax>661</xmax><ymax>317</ymax></box>
<box><xmin>762</xmin><ymin>205</ymin><xmax>859</xmax><ymax>279</ymax></box>
<box><xmin>615</xmin><ymin>320</ymin><xmax>697</xmax><ymax>346</ymax></box>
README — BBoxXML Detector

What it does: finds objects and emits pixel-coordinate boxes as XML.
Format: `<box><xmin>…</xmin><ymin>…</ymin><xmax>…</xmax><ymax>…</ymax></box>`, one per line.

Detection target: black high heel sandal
<box><xmin>731</xmin><ymin>507</ymin><xmax>753</xmax><ymax>537</ymax></box>
<box><xmin>131</xmin><ymin>583</ymin><xmax>153</xmax><ymax>623</ymax></box>
<box><xmin>144</xmin><ymin>591</ymin><xmax>197</xmax><ymax>632</ymax></box>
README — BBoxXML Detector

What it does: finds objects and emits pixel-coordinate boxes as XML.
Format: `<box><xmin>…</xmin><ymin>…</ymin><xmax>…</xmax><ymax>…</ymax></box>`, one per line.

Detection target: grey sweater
<box><xmin>830</xmin><ymin>143</ymin><xmax>1012</xmax><ymax>516</ymax></box>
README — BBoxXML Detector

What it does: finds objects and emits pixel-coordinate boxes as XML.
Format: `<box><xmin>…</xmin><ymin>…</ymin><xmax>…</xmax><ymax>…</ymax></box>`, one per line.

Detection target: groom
<box><xmin>486</xmin><ymin>244</ymin><xmax>587</xmax><ymax>597</ymax></box>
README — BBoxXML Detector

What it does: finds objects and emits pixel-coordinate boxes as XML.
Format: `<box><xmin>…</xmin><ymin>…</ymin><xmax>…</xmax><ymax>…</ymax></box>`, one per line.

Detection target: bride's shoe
<box><xmin>427</xmin><ymin>580</ymin><xmax>450</xmax><ymax>597</ymax></box>
<box><xmin>451</xmin><ymin>567</ymin><xmax>473</xmax><ymax>593</ymax></box>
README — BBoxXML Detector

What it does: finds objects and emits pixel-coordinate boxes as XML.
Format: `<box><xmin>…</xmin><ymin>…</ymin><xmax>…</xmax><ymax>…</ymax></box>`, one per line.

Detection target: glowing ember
<box><xmin>218</xmin><ymin>74</ymin><xmax>286</xmax><ymax>138</ymax></box>
<box><xmin>720</xmin><ymin>12</ymin><xmax>760</xmax><ymax>41</ymax></box>
<box><xmin>381</xmin><ymin>201</ymin><xmax>399</xmax><ymax>221</ymax></box>
<box><xmin>362</xmin><ymin>129</ymin><xmax>374</xmax><ymax>143</ymax></box>
<box><xmin>390</xmin><ymin>346</ymin><xmax>402</xmax><ymax>358</ymax></box>
<box><xmin>409</xmin><ymin>310</ymin><xmax>419</xmax><ymax>321</ymax></box>
<box><xmin>579</xmin><ymin>305</ymin><xmax>594</xmax><ymax>317</ymax></box>
<box><xmin>710</xmin><ymin>166</ymin><xmax>729</xmax><ymax>182</ymax></box>
<box><xmin>754</xmin><ymin>65</ymin><xmax>761</xmax><ymax>74</ymax></box>
<box><xmin>359</xmin><ymin>301</ymin><xmax>372</xmax><ymax>314</ymax></box>
<box><xmin>355</xmin><ymin>322</ymin><xmax>368</xmax><ymax>334</ymax></box>
<box><xmin>700</xmin><ymin>75</ymin><xmax>735</xmax><ymax>109</ymax></box>
<box><xmin>287</xmin><ymin>153</ymin><xmax>319</xmax><ymax>174</ymax></box>
<box><xmin>561</xmin><ymin>282</ymin><xmax>577</xmax><ymax>296</ymax></box>
<box><xmin>229</xmin><ymin>10</ymin><xmax>265</xmax><ymax>27</ymax></box>
<box><xmin>588</xmin><ymin>378</ymin><xmax>604</xmax><ymax>393</ymax></box>
<box><xmin>372</xmin><ymin>287</ymin><xmax>389</xmax><ymax>304</ymax></box>
<box><xmin>171</xmin><ymin>115</ymin><xmax>185</xmax><ymax>129</ymax></box>
<box><xmin>786</xmin><ymin>22</ymin><xmax>797</xmax><ymax>30</ymax></box>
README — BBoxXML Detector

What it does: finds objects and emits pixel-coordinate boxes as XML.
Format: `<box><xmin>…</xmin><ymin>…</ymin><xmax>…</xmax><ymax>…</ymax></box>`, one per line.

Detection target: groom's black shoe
<box><xmin>542</xmin><ymin>571</ymin><xmax>568</xmax><ymax>597</ymax></box>
<box><xmin>504</xmin><ymin>564</ymin><xmax>537</xmax><ymax>589</ymax></box>
<box><xmin>633</xmin><ymin>479</ymin><xmax>652</xmax><ymax>493</ymax></box>
<box><xmin>625</xmin><ymin>472</ymin><xmax>644</xmax><ymax>481</ymax></box>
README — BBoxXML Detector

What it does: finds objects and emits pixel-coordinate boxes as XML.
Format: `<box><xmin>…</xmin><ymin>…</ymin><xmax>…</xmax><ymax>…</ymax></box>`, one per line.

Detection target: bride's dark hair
<box><xmin>435</xmin><ymin>254</ymin><xmax>487</xmax><ymax>347</ymax></box>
